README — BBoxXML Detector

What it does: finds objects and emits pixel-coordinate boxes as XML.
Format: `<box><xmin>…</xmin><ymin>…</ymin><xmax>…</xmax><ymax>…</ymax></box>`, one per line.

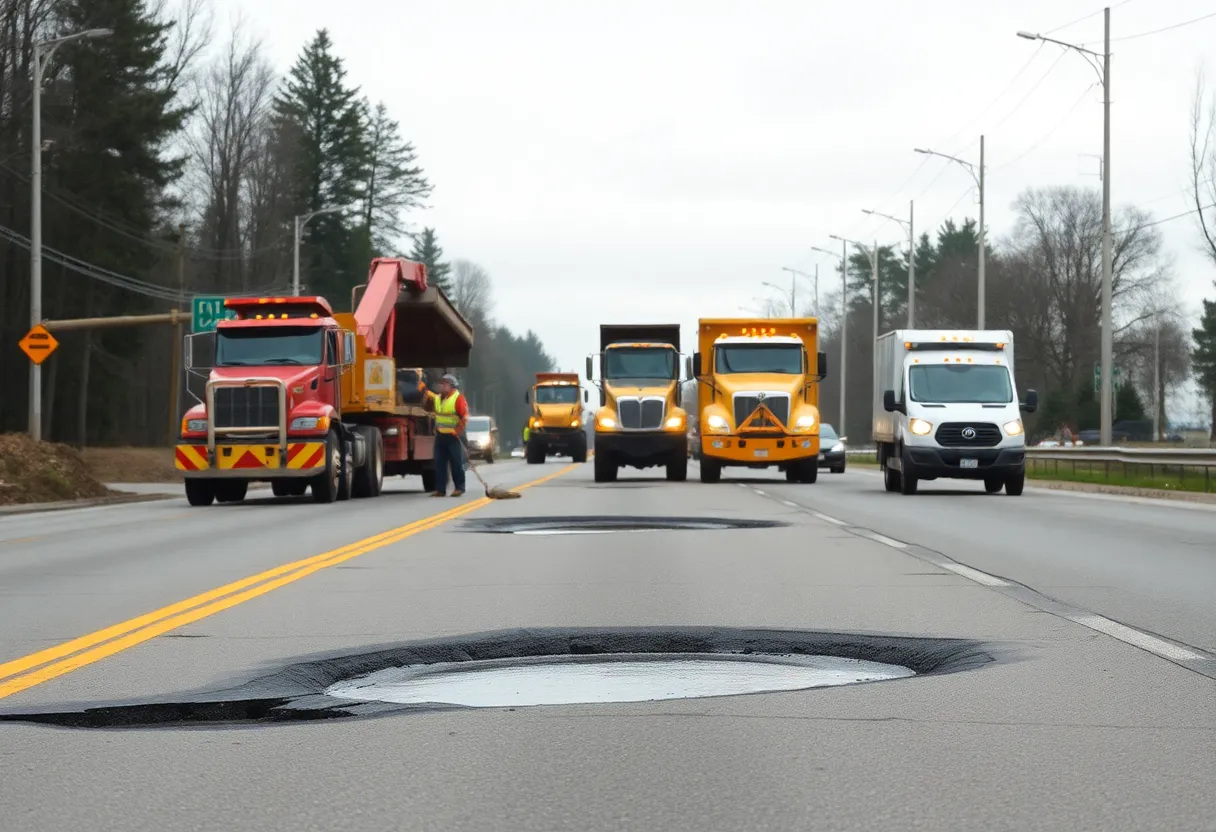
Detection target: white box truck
<box><xmin>874</xmin><ymin>329</ymin><xmax>1038</xmax><ymax>495</ymax></box>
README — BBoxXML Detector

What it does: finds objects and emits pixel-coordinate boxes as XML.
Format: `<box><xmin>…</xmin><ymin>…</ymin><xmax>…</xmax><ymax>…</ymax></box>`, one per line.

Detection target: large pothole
<box><xmin>460</xmin><ymin>516</ymin><xmax>789</xmax><ymax>535</ymax></box>
<box><xmin>0</xmin><ymin>626</ymin><xmax>995</xmax><ymax>729</ymax></box>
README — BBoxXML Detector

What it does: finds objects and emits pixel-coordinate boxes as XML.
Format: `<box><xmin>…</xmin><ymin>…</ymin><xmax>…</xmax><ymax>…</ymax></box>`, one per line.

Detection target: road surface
<box><xmin>0</xmin><ymin>458</ymin><xmax>1212</xmax><ymax>831</ymax></box>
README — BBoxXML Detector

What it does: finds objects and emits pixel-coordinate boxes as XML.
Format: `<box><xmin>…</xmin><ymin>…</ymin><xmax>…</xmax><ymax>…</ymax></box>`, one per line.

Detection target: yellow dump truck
<box><xmin>692</xmin><ymin>318</ymin><xmax>826</xmax><ymax>484</ymax></box>
<box><xmin>587</xmin><ymin>324</ymin><xmax>689</xmax><ymax>483</ymax></box>
<box><xmin>524</xmin><ymin>372</ymin><xmax>589</xmax><ymax>463</ymax></box>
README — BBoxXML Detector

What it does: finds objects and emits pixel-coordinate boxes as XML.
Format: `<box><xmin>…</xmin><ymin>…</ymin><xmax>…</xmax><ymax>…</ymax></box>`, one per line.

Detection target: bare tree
<box><xmin>151</xmin><ymin>0</ymin><xmax>212</xmax><ymax>94</ymax></box>
<box><xmin>1189</xmin><ymin>71</ymin><xmax>1216</xmax><ymax>266</ymax></box>
<box><xmin>449</xmin><ymin>258</ymin><xmax>493</xmax><ymax>320</ymax></box>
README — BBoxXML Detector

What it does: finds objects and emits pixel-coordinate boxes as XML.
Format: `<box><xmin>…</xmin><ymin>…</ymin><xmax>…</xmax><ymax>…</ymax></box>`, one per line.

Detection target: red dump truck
<box><xmin>175</xmin><ymin>257</ymin><xmax>474</xmax><ymax>505</ymax></box>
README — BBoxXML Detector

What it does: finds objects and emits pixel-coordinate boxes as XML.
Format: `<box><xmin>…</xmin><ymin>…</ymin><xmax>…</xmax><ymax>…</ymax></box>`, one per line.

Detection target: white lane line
<box><xmin>781</xmin><ymin>500</ymin><xmax>799</xmax><ymax>508</ymax></box>
<box><xmin>1069</xmin><ymin>614</ymin><xmax>1205</xmax><ymax>662</ymax></box>
<box><xmin>939</xmin><ymin>562</ymin><xmax>1009</xmax><ymax>587</ymax></box>
<box><xmin>753</xmin><ymin>489</ymin><xmax>766</xmax><ymax>496</ymax></box>
<box><xmin>866</xmin><ymin>532</ymin><xmax>908</xmax><ymax>549</ymax></box>
<box><xmin>812</xmin><ymin>512</ymin><xmax>848</xmax><ymax>526</ymax></box>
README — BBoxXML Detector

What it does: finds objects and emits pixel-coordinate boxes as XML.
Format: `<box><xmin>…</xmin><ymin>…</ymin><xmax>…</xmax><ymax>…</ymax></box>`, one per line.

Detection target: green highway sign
<box><xmin>1092</xmin><ymin>364</ymin><xmax>1122</xmax><ymax>393</ymax></box>
<box><xmin>191</xmin><ymin>296</ymin><xmax>235</xmax><ymax>333</ymax></box>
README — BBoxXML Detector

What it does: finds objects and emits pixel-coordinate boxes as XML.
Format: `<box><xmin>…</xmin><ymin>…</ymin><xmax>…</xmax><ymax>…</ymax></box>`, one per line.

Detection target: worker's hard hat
<box><xmin>441</xmin><ymin>373</ymin><xmax>459</xmax><ymax>387</ymax></box>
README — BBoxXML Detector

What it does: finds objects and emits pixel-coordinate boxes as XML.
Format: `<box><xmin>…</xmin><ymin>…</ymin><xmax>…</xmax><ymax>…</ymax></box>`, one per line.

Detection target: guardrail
<box><xmin>845</xmin><ymin>446</ymin><xmax>1215</xmax><ymax>464</ymax></box>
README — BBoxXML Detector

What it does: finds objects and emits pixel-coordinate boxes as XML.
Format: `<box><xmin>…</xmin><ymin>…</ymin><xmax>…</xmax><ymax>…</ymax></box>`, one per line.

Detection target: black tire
<box><xmin>699</xmin><ymin>458</ymin><xmax>722</xmax><ymax>483</ymax></box>
<box><xmin>184</xmin><ymin>478</ymin><xmax>215</xmax><ymax>507</ymax></box>
<box><xmin>215</xmin><ymin>480</ymin><xmax>248</xmax><ymax>503</ymax></box>
<box><xmin>593</xmin><ymin>450</ymin><xmax>616</xmax><ymax>483</ymax></box>
<box><xmin>899</xmin><ymin>465</ymin><xmax>918</xmax><ymax>495</ymax></box>
<box><xmin>884</xmin><ymin>465</ymin><xmax>900</xmax><ymax>492</ymax></box>
<box><xmin>798</xmin><ymin>458</ymin><xmax>819</xmax><ymax>484</ymax></box>
<box><xmin>984</xmin><ymin>477</ymin><xmax>1003</xmax><ymax>494</ymax></box>
<box><xmin>666</xmin><ymin>454</ymin><xmax>688</xmax><ymax>482</ymax></box>
<box><xmin>288</xmin><ymin>480</ymin><xmax>308</xmax><ymax>497</ymax></box>
<box><xmin>571</xmin><ymin>437</ymin><xmax>588</xmax><ymax>464</ymax></box>
<box><xmin>421</xmin><ymin>468</ymin><xmax>437</xmax><ymax>493</ymax></box>
<box><xmin>312</xmin><ymin>430</ymin><xmax>341</xmax><ymax>503</ymax></box>
<box><xmin>485</xmin><ymin>448</ymin><xmax>494</xmax><ymax>464</ymax></box>
<box><xmin>271</xmin><ymin>480</ymin><xmax>294</xmax><ymax>498</ymax></box>
<box><xmin>785</xmin><ymin>466</ymin><xmax>798</xmax><ymax>482</ymax></box>
<box><xmin>832</xmin><ymin>465</ymin><xmax>845</xmax><ymax>474</ymax></box>
<box><xmin>1005</xmin><ymin>472</ymin><xmax>1026</xmax><ymax>496</ymax></box>
<box><xmin>336</xmin><ymin>434</ymin><xmax>354</xmax><ymax>501</ymax></box>
<box><xmin>526</xmin><ymin>439</ymin><xmax>546</xmax><ymax>465</ymax></box>
<box><xmin>351</xmin><ymin>426</ymin><xmax>384</xmax><ymax>498</ymax></box>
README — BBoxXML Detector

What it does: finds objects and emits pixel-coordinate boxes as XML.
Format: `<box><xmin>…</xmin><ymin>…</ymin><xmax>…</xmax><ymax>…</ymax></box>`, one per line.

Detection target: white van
<box><xmin>874</xmin><ymin>329</ymin><xmax>1038</xmax><ymax>495</ymax></box>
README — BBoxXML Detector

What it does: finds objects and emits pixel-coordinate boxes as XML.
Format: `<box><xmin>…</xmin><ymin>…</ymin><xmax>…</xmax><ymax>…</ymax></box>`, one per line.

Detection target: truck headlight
<box><xmin>795</xmin><ymin>415</ymin><xmax>816</xmax><ymax>429</ymax></box>
<box><xmin>1003</xmin><ymin>419</ymin><xmax>1024</xmax><ymax>436</ymax></box>
<box><xmin>909</xmin><ymin>418</ymin><xmax>933</xmax><ymax>436</ymax></box>
<box><xmin>184</xmin><ymin>418</ymin><xmax>207</xmax><ymax>432</ymax></box>
<box><xmin>571</xmin><ymin>418</ymin><xmax>581</xmax><ymax>428</ymax></box>
<box><xmin>706</xmin><ymin>414</ymin><xmax>728</xmax><ymax>431</ymax></box>
<box><xmin>665</xmin><ymin>415</ymin><xmax>684</xmax><ymax>429</ymax></box>
<box><xmin>290</xmin><ymin>415</ymin><xmax>330</xmax><ymax>431</ymax></box>
<box><xmin>597</xmin><ymin>415</ymin><xmax>616</xmax><ymax>429</ymax></box>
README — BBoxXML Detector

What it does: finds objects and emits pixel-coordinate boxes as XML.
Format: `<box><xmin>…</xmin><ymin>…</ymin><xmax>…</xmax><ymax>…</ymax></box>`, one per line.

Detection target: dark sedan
<box><xmin>819</xmin><ymin>423</ymin><xmax>847</xmax><ymax>473</ymax></box>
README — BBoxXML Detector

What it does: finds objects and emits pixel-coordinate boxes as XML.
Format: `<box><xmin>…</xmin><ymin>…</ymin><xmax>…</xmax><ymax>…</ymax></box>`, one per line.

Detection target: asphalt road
<box><xmin>0</xmin><ymin>457</ymin><xmax>1213</xmax><ymax>831</ymax></box>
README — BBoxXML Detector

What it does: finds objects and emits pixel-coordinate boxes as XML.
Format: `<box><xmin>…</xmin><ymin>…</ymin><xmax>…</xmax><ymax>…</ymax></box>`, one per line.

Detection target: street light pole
<box><xmin>862</xmin><ymin>202</ymin><xmax>915</xmax><ymax>327</ymax></box>
<box><xmin>913</xmin><ymin>140</ymin><xmax>985</xmax><ymax>327</ymax></box>
<box><xmin>811</xmin><ymin>243</ymin><xmax>847</xmax><ymax>432</ymax></box>
<box><xmin>293</xmin><ymin>207</ymin><xmax>344</xmax><ymax>295</ymax></box>
<box><xmin>1153</xmin><ymin>312</ymin><xmax>1161</xmax><ymax>441</ymax></box>
<box><xmin>780</xmin><ymin>267</ymin><xmax>817</xmax><ymax>316</ymax></box>
<box><xmin>28</xmin><ymin>28</ymin><xmax>112</xmax><ymax>442</ymax></box>
<box><xmin>831</xmin><ymin>234</ymin><xmax>884</xmax><ymax>432</ymax></box>
<box><xmin>1018</xmin><ymin>8</ymin><xmax>1113</xmax><ymax>444</ymax></box>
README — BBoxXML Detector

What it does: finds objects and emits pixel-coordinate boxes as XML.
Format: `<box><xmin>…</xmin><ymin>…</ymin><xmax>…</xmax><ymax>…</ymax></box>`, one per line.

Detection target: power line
<box><xmin>1043</xmin><ymin>0</ymin><xmax>1136</xmax><ymax>35</ymax></box>
<box><xmin>985</xmin><ymin>50</ymin><xmax>1070</xmax><ymax>136</ymax></box>
<box><xmin>1134</xmin><ymin>202</ymin><xmax>1216</xmax><ymax>230</ymax></box>
<box><xmin>1110</xmin><ymin>9</ymin><xmax>1216</xmax><ymax>42</ymax></box>
<box><xmin>934</xmin><ymin>42</ymin><xmax>1046</xmax><ymax>156</ymax></box>
<box><xmin>993</xmin><ymin>83</ymin><xmax>1097</xmax><ymax>171</ymax></box>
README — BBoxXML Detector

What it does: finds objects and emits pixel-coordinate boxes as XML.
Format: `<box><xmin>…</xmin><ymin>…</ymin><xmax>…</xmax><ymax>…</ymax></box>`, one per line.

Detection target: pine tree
<box><xmin>408</xmin><ymin>227</ymin><xmax>451</xmax><ymax>293</ymax></box>
<box><xmin>362</xmin><ymin>101</ymin><xmax>432</xmax><ymax>256</ymax></box>
<box><xmin>1192</xmin><ymin>296</ymin><xmax>1216</xmax><ymax>437</ymax></box>
<box><xmin>273</xmin><ymin>29</ymin><xmax>369</xmax><ymax>301</ymax></box>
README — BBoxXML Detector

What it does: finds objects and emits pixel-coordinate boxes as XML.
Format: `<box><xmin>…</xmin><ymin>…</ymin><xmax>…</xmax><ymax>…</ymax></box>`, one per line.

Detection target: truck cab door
<box><xmin>325</xmin><ymin>329</ymin><xmax>341</xmax><ymax>415</ymax></box>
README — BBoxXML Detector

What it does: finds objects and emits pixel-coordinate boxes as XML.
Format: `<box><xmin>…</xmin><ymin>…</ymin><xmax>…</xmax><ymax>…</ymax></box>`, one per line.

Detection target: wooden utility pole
<box><xmin>169</xmin><ymin>223</ymin><xmax>186</xmax><ymax>445</ymax></box>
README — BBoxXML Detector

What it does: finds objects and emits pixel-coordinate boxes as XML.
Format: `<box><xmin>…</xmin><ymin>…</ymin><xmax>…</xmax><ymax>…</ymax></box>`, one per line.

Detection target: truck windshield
<box><xmin>604</xmin><ymin>347</ymin><xmax>676</xmax><ymax>381</ymax></box>
<box><xmin>715</xmin><ymin>344</ymin><xmax>802</xmax><ymax>374</ymax></box>
<box><xmin>535</xmin><ymin>386</ymin><xmax>579</xmax><ymax>404</ymax></box>
<box><xmin>908</xmin><ymin>364</ymin><xmax>1013</xmax><ymax>404</ymax></box>
<box><xmin>215</xmin><ymin>327</ymin><xmax>325</xmax><ymax>366</ymax></box>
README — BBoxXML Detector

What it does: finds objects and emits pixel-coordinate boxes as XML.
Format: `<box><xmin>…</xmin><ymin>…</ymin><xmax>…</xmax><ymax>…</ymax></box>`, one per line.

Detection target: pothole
<box><xmin>460</xmin><ymin>516</ymin><xmax>789</xmax><ymax>535</ymax></box>
<box><xmin>326</xmin><ymin>652</ymin><xmax>914</xmax><ymax>707</ymax></box>
<box><xmin>0</xmin><ymin>626</ymin><xmax>996</xmax><ymax>729</ymax></box>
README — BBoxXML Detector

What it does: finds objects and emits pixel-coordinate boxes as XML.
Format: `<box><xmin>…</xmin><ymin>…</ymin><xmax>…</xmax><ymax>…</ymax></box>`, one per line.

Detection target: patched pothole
<box><xmin>459</xmin><ymin>516</ymin><xmax>789</xmax><ymax>535</ymax></box>
<box><xmin>0</xmin><ymin>626</ymin><xmax>996</xmax><ymax>729</ymax></box>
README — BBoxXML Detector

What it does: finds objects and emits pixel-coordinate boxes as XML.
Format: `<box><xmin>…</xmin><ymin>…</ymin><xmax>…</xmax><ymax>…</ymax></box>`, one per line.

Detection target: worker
<box><xmin>425</xmin><ymin>373</ymin><xmax>469</xmax><ymax>497</ymax></box>
<box><xmin>523</xmin><ymin>424</ymin><xmax>531</xmax><ymax>443</ymax></box>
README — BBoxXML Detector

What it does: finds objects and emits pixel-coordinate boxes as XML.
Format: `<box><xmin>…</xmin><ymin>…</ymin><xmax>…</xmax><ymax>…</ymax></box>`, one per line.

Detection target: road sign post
<box><xmin>191</xmin><ymin>296</ymin><xmax>234</xmax><ymax>333</ymax></box>
<box><xmin>18</xmin><ymin>324</ymin><xmax>58</xmax><ymax>364</ymax></box>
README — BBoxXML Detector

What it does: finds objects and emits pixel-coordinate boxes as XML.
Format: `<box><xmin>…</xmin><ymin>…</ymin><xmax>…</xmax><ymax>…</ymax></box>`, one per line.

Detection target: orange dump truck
<box><xmin>524</xmin><ymin>372</ymin><xmax>589</xmax><ymax>463</ymax></box>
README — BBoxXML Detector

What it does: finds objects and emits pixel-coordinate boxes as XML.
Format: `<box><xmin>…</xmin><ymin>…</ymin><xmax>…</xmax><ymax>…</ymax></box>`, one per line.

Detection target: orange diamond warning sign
<box><xmin>18</xmin><ymin>324</ymin><xmax>58</xmax><ymax>365</ymax></box>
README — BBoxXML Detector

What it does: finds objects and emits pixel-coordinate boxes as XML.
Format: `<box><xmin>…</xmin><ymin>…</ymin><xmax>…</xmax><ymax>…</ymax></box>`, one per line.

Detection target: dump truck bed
<box><xmin>392</xmin><ymin>283</ymin><xmax>474</xmax><ymax>369</ymax></box>
<box><xmin>599</xmin><ymin>324</ymin><xmax>681</xmax><ymax>352</ymax></box>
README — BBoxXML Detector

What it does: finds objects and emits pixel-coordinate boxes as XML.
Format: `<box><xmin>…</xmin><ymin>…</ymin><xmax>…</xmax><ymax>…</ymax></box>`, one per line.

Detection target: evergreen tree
<box><xmin>362</xmin><ymin>101</ymin><xmax>432</xmax><ymax>256</ymax></box>
<box><xmin>273</xmin><ymin>29</ymin><xmax>368</xmax><ymax>300</ymax></box>
<box><xmin>1193</xmin><ymin>295</ymin><xmax>1216</xmax><ymax>437</ymax></box>
<box><xmin>1114</xmin><ymin>383</ymin><xmax>1147</xmax><ymax>422</ymax></box>
<box><xmin>408</xmin><ymin>227</ymin><xmax>451</xmax><ymax>293</ymax></box>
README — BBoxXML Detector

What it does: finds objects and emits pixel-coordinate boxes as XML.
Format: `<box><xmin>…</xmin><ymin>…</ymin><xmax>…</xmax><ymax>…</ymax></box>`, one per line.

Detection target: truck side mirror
<box><xmin>817</xmin><ymin>351</ymin><xmax>828</xmax><ymax>379</ymax></box>
<box><xmin>692</xmin><ymin>351</ymin><xmax>702</xmax><ymax>378</ymax></box>
<box><xmin>684</xmin><ymin>355</ymin><xmax>693</xmax><ymax>380</ymax></box>
<box><xmin>1022</xmin><ymin>389</ymin><xmax>1039</xmax><ymax>413</ymax></box>
<box><xmin>583</xmin><ymin>389</ymin><xmax>589</xmax><ymax>403</ymax></box>
<box><xmin>883</xmin><ymin>389</ymin><xmax>904</xmax><ymax>414</ymax></box>
<box><xmin>524</xmin><ymin>390</ymin><xmax>530</xmax><ymax>405</ymax></box>
<box><xmin>585</xmin><ymin>355</ymin><xmax>593</xmax><ymax>380</ymax></box>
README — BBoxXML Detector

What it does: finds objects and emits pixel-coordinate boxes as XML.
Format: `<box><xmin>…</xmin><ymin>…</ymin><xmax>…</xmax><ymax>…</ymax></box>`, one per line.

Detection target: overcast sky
<box><xmin>212</xmin><ymin>0</ymin><xmax>1216</xmax><ymax>417</ymax></box>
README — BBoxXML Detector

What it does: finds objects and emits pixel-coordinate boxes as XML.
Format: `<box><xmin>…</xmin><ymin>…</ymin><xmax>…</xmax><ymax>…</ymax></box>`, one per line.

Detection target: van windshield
<box><xmin>466</xmin><ymin>417</ymin><xmax>491</xmax><ymax>432</ymax></box>
<box><xmin>909</xmin><ymin>364</ymin><xmax>1013</xmax><ymax>404</ymax></box>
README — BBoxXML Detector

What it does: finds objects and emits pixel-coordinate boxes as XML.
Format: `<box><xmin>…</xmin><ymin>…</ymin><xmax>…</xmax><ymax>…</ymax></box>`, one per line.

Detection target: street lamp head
<box><xmin>913</xmin><ymin>148</ymin><xmax>930</xmax><ymax>155</ymax></box>
<box><xmin>861</xmin><ymin>209</ymin><xmax>875</xmax><ymax>216</ymax></box>
<box><xmin>1016</xmin><ymin>31</ymin><xmax>1039</xmax><ymax>40</ymax></box>
<box><xmin>84</xmin><ymin>28</ymin><xmax>114</xmax><ymax>38</ymax></box>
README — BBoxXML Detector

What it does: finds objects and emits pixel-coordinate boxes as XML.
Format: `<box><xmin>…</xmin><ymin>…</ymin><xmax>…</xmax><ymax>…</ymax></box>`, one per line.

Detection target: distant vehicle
<box><xmin>819</xmin><ymin>423</ymin><xmax>847</xmax><ymax>473</ymax></box>
<box><xmin>510</xmin><ymin>445</ymin><xmax>525</xmax><ymax>459</ymax></box>
<box><xmin>875</xmin><ymin>329</ymin><xmax>1037</xmax><ymax>496</ymax></box>
<box><xmin>465</xmin><ymin>415</ymin><xmax>498</xmax><ymax>462</ymax></box>
<box><xmin>524</xmin><ymin>373</ymin><xmax>589</xmax><ymax>464</ymax></box>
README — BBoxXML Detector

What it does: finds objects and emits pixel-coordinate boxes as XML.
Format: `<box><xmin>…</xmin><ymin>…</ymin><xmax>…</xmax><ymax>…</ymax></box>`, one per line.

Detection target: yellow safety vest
<box><xmin>523</xmin><ymin>426</ymin><xmax>530</xmax><ymax>442</ymax></box>
<box><xmin>433</xmin><ymin>391</ymin><xmax>462</xmax><ymax>434</ymax></box>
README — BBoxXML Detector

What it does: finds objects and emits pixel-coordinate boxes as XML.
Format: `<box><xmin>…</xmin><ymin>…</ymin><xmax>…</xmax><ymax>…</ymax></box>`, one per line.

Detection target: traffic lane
<box><xmin>762</xmin><ymin>465</ymin><xmax>1216</xmax><ymax>653</ymax></box>
<box><xmin>1</xmin><ymin>466</ymin><xmax>1213</xmax><ymax>830</ymax></box>
<box><xmin>0</xmin><ymin>459</ymin><xmax>545</xmax><ymax>662</ymax></box>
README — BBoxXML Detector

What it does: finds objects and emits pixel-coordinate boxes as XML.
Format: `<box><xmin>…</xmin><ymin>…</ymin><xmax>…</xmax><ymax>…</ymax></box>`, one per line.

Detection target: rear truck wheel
<box><xmin>525</xmin><ymin>439</ymin><xmax>545</xmax><ymax>464</ymax></box>
<box><xmin>351</xmin><ymin>426</ymin><xmax>384</xmax><ymax>498</ymax></box>
<box><xmin>184</xmin><ymin>478</ymin><xmax>215</xmax><ymax>507</ymax></box>
<box><xmin>271</xmin><ymin>480</ymin><xmax>293</xmax><ymax>498</ymax></box>
<box><xmin>1005</xmin><ymin>471</ymin><xmax>1026</xmax><ymax>496</ymax></box>
<box><xmin>421</xmin><ymin>468</ymin><xmax>437</xmax><ymax>493</ymax></box>
<box><xmin>215</xmin><ymin>480</ymin><xmax>248</xmax><ymax>503</ymax></box>
<box><xmin>699</xmin><ymin>457</ymin><xmax>722</xmax><ymax>484</ymax></box>
<box><xmin>572</xmin><ymin>436</ymin><xmax>588</xmax><ymax>464</ymax></box>
<box><xmin>798</xmin><ymin>457</ymin><xmax>819</xmax><ymax>484</ymax></box>
<box><xmin>883</xmin><ymin>465</ymin><xmax>900</xmax><ymax>492</ymax></box>
<box><xmin>312</xmin><ymin>430</ymin><xmax>341</xmax><ymax>503</ymax></box>
<box><xmin>593</xmin><ymin>450</ymin><xmax>616</xmax><ymax>483</ymax></box>
<box><xmin>336</xmin><ymin>434</ymin><xmax>354</xmax><ymax>501</ymax></box>
<box><xmin>984</xmin><ymin>477</ymin><xmax>1003</xmax><ymax>494</ymax></box>
<box><xmin>785</xmin><ymin>466</ymin><xmax>798</xmax><ymax>482</ymax></box>
<box><xmin>666</xmin><ymin>453</ymin><xmax>688</xmax><ymax>482</ymax></box>
<box><xmin>288</xmin><ymin>481</ymin><xmax>308</xmax><ymax>497</ymax></box>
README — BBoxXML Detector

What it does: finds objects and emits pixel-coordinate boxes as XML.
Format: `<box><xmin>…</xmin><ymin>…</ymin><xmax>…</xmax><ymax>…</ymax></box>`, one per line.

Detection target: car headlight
<box><xmin>184</xmin><ymin>418</ymin><xmax>207</xmax><ymax>432</ymax></box>
<box><xmin>290</xmin><ymin>415</ymin><xmax>330</xmax><ymax>431</ymax></box>
<box><xmin>830</xmin><ymin>442</ymin><xmax>844</xmax><ymax>452</ymax></box>
<box><xmin>597</xmin><ymin>415</ymin><xmax>616</xmax><ymax>429</ymax></box>
<box><xmin>665</xmin><ymin>415</ymin><xmax>684</xmax><ymax>429</ymax></box>
<box><xmin>795</xmin><ymin>415</ymin><xmax>816</xmax><ymax>429</ymax></box>
<box><xmin>706</xmin><ymin>414</ymin><xmax>728</xmax><ymax>431</ymax></box>
<box><xmin>909</xmin><ymin>418</ymin><xmax>933</xmax><ymax>436</ymax></box>
<box><xmin>1003</xmin><ymin>419</ymin><xmax>1024</xmax><ymax>436</ymax></box>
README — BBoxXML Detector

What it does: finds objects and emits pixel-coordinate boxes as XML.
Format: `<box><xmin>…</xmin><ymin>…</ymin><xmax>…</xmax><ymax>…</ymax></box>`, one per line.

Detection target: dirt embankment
<box><xmin>0</xmin><ymin>433</ymin><xmax>112</xmax><ymax>506</ymax></box>
<box><xmin>79</xmin><ymin>446</ymin><xmax>181</xmax><ymax>483</ymax></box>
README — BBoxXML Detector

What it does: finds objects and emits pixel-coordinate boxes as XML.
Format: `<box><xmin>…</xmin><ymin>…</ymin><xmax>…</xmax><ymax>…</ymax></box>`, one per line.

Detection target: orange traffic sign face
<box><xmin>18</xmin><ymin>324</ymin><xmax>58</xmax><ymax>365</ymax></box>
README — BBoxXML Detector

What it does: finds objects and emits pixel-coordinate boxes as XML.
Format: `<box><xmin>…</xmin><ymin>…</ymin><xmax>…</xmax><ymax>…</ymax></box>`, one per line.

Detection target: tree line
<box><xmin>0</xmin><ymin>0</ymin><xmax>555</xmax><ymax>445</ymax></box>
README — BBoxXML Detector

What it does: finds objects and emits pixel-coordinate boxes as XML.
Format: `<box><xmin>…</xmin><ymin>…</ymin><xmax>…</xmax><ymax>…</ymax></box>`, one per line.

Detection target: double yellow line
<box><xmin>0</xmin><ymin>463</ymin><xmax>576</xmax><ymax>701</ymax></box>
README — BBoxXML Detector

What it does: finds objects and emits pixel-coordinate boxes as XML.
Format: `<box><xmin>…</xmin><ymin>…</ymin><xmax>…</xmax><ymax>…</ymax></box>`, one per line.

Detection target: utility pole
<box><xmin>1153</xmin><ymin>311</ymin><xmax>1161</xmax><ymax>441</ymax></box>
<box><xmin>908</xmin><ymin>200</ymin><xmax>915</xmax><ymax>327</ymax></box>
<box><xmin>170</xmin><ymin>223</ymin><xmax>186</xmax><ymax>445</ymax></box>
<box><xmin>293</xmin><ymin>207</ymin><xmax>344</xmax><ymax>295</ymax></box>
<box><xmin>814</xmin><ymin>263</ymin><xmax>819</xmax><ymax>318</ymax></box>
<box><xmin>840</xmin><ymin>240</ymin><xmax>847</xmax><ymax>433</ymax></box>
<box><xmin>978</xmin><ymin>134</ymin><xmax>986</xmax><ymax>329</ymax></box>
<box><xmin>29</xmin><ymin>28</ymin><xmax>112</xmax><ymax>441</ymax></box>
<box><xmin>872</xmin><ymin>239</ymin><xmax>879</xmax><ymax>412</ymax></box>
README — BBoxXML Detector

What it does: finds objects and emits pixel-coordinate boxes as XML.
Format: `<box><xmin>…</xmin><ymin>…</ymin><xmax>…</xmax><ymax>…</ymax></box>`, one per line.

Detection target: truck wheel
<box><xmin>336</xmin><ymin>434</ymin><xmax>354</xmax><ymax>501</ymax></box>
<box><xmin>572</xmin><ymin>437</ymin><xmax>588</xmax><ymax>463</ymax></box>
<box><xmin>272</xmin><ymin>480</ymin><xmax>293</xmax><ymax>498</ymax></box>
<box><xmin>351</xmin><ymin>426</ymin><xmax>384</xmax><ymax>498</ymax></box>
<box><xmin>485</xmin><ymin>447</ymin><xmax>494</xmax><ymax>464</ymax></box>
<box><xmin>883</xmin><ymin>466</ymin><xmax>900</xmax><ymax>492</ymax></box>
<box><xmin>1005</xmin><ymin>472</ymin><xmax>1025</xmax><ymax>496</ymax></box>
<box><xmin>184</xmin><ymin>479</ymin><xmax>215</xmax><ymax>507</ymax></box>
<box><xmin>984</xmin><ymin>477</ymin><xmax>1003</xmax><ymax>494</ymax></box>
<box><xmin>666</xmin><ymin>454</ymin><xmax>688</xmax><ymax>482</ymax></box>
<box><xmin>899</xmin><ymin>468</ymin><xmax>918</xmax><ymax>495</ymax></box>
<box><xmin>593</xmin><ymin>451</ymin><xmax>616</xmax><ymax>483</ymax></box>
<box><xmin>785</xmin><ymin>466</ymin><xmax>798</xmax><ymax>482</ymax></box>
<box><xmin>421</xmin><ymin>468</ymin><xmax>437</xmax><ymax>493</ymax></box>
<box><xmin>699</xmin><ymin>458</ymin><xmax>722</xmax><ymax>484</ymax></box>
<box><xmin>312</xmin><ymin>430</ymin><xmax>341</xmax><ymax>503</ymax></box>
<box><xmin>215</xmin><ymin>481</ymin><xmax>248</xmax><ymax>503</ymax></box>
<box><xmin>526</xmin><ymin>439</ymin><xmax>546</xmax><ymax>465</ymax></box>
<box><xmin>798</xmin><ymin>458</ymin><xmax>819</xmax><ymax>484</ymax></box>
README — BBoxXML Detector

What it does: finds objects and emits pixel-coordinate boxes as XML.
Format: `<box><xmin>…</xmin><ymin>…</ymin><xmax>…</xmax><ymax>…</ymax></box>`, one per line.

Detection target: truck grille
<box><xmin>935</xmin><ymin>422</ymin><xmax>1001</xmax><ymax>448</ymax></box>
<box><xmin>213</xmin><ymin>386</ymin><xmax>280</xmax><ymax>429</ymax></box>
<box><xmin>617</xmin><ymin>398</ymin><xmax>665</xmax><ymax>429</ymax></box>
<box><xmin>733</xmin><ymin>394</ymin><xmax>789</xmax><ymax>427</ymax></box>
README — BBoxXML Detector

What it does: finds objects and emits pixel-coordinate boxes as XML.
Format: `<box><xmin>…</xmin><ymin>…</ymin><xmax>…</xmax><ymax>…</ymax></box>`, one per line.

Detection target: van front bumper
<box><xmin>903</xmin><ymin>446</ymin><xmax>1025</xmax><ymax>479</ymax></box>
